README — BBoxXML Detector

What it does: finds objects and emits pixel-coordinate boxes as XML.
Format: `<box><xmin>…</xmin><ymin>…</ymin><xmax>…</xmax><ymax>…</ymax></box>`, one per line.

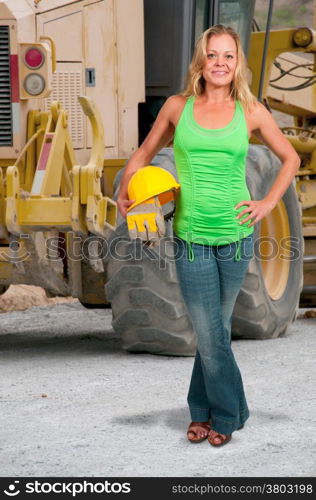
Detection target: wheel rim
<box><xmin>259</xmin><ymin>199</ymin><xmax>291</xmax><ymax>300</ymax></box>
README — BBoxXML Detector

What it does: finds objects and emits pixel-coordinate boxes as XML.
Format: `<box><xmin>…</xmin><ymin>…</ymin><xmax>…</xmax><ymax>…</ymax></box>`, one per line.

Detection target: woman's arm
<box><xmin>236</xmin><ymin>102</ymin><xmax>301</xmax><ymax>227</ymax></box>
<box><xmin>117</xmin><ymin>95</ymin><xmax>185</xmax><ymax>217</ymax></box>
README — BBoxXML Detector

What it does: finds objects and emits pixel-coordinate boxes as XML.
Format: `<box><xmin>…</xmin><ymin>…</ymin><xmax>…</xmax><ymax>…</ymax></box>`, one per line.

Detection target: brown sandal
<box><xmin>207</xmin><ymin>430</ymin><xmax>232</xmax><ymax>447</ymax></box>
<box><xmin>187</xmin><ymin>421</ymin><xmax>211</xmax><ymax>443</ymax></box>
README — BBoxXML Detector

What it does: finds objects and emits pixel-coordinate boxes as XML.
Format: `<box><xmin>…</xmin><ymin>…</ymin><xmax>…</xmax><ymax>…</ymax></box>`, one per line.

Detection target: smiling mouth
<box><xmin>212</xmin><ymin>71</ymin><xmax>228</xmax><ymax>75</ymax></box>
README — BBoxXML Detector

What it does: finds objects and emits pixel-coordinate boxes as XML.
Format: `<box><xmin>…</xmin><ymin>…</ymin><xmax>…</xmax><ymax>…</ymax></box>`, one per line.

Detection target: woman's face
<box><xmin>202</xmin><ymin>33</ymin><xmax>237</xmax><ymax>89</ymax></box>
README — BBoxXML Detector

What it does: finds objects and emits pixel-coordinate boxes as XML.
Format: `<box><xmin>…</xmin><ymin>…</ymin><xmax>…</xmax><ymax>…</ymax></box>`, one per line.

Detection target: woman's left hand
<box><xmin>234</xmin><ymin>198</ymin><xmax>276</xmax><ymax>228</ymax></box>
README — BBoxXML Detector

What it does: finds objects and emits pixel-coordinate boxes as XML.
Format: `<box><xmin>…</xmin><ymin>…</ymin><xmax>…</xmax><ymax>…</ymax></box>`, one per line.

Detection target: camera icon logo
<box><xmin>4</xmin><ymin>481</ymin><xmax>20</xmax><ymax>496</ymax></box>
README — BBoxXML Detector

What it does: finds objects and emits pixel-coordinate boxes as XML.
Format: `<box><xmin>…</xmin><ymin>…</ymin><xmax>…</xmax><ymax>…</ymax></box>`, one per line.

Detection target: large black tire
<box><xmin>104</xmin><ymin>148</ymin><xmax>196</xmax><ymax>355</ymax></box>
<box><xmin>105</xmin><ymin>146</ymin><xmax>303</xmax><ymax>354</ymax></box>
<box><xmin>232</xmin><ymin>145</ymin><xmax>304</xmax><ymax>339</ymax></box>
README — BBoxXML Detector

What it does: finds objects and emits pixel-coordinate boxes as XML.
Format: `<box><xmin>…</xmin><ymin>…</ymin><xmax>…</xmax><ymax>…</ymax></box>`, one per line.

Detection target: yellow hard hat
<box><xmin>127</xmin><ymin>166</ymin><xmax>180</xmax><ymax>211</ymax></box>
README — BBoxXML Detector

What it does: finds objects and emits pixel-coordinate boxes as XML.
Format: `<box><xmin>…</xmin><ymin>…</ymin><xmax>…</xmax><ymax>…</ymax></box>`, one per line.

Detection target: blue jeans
<box><xmin>174</xmin><ymin>233</ymin><xmax>254</xmax><ymax>435</ymax></box>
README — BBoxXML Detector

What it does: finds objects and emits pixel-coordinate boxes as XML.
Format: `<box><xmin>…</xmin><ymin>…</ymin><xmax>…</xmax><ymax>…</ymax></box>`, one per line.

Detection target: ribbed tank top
<box><xmin>173</xmin><ymin>95</ymin><xmax>254</xmax><ymax>262</ymax></box>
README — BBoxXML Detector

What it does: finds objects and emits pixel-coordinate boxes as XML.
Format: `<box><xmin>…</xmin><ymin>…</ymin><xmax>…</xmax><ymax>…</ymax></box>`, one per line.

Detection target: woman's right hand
<box><xmin>117</xmin><ymin>198</ymin><xmax>135</xmax><ymax>218</ymax></box>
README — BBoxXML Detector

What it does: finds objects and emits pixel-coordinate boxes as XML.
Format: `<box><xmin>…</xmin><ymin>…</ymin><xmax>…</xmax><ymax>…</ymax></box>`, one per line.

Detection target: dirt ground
<box><xmin>0</xmin><ymin>285</ymin><xmax>77</xmax><ymax>314</ymax></box>
<box><xmin>0</xmin><ymin>299</ymin><xmax>315</xmax><ymax>477</ymax></box>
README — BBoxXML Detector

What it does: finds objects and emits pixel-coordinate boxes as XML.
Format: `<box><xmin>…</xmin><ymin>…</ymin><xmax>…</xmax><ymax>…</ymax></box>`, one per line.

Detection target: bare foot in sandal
<box><xmin>208</xmin><ymin>428</ymin><xmax>232</xmax><ymax>447</ymax></box>
<box><xmin>187</xmin><ymin>421</ymin><xmax>211</xmax><ymax>443</ymax></box>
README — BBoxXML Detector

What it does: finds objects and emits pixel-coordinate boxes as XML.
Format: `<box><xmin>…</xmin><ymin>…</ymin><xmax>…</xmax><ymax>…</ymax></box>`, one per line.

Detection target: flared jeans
<box><xmin>174</xmin><ymin>233</ymin><xmax>254</xmax><ymax>435</ymax></box>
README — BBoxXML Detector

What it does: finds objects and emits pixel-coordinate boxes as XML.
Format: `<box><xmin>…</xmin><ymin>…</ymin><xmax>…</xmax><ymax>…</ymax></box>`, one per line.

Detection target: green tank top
<box><xmin>173</xmin><ymin>95</ymin><xmax>254</xmax><ymax>262</ymax></box>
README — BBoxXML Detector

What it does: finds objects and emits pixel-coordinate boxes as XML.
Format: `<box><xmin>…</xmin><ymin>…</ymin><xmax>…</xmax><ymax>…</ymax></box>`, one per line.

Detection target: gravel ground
<box><xmin>0</xmin><ymin>302</ymin><xmax>315</xmax><ymax>477</ymax></box>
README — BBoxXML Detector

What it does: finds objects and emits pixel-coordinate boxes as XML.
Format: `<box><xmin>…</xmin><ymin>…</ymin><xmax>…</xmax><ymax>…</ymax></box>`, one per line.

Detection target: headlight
<box><xmin>23</xmin><ymin>74</ymin><xmax>46</xmax><ymax>96</ymax></box>
<box><xmin>293</xmin><ymin>27</ymin><xmax>313</xmax><ymax>47</ymax></box>
<box><xmin>24</xmin><ymin>47</ymin><xmax>45</xmax><ymax>69</ymax></box>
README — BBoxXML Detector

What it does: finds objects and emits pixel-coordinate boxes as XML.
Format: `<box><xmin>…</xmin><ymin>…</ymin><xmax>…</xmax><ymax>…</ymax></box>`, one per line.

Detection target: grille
<box><xmin>0</xmin><ymin>26</ymin><xmax>12</xmax><ymax>147</ymax></box>
<box><xmin>44</xmin><ymin>65</ymin><xmax>84</xmax><ymax>148</ymax></box>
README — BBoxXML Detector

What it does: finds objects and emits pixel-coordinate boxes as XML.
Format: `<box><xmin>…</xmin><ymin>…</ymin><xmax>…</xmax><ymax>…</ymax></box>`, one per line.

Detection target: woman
<box><xmin>117</xmin><ymin>25</ymin><xmax>300</xmax><ymax>447</ymax></box>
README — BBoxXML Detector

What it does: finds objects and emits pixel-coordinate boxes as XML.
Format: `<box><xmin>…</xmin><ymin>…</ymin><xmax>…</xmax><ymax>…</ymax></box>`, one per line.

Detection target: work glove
<box><xmin>126</xmin><ymin>196</ymin><xmax>165</xmax><ymax>245</ymax></box>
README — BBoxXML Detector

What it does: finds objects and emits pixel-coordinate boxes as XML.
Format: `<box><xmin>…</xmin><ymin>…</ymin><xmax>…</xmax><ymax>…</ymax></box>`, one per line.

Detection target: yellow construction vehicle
<box><xmin>0</xmin><ymin>0</ymin><xmax>315</xmax><ymax>355</ymax></box>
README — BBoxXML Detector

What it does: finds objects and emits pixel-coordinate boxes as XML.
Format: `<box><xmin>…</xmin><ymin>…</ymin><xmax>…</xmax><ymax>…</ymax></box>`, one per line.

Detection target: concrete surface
<box><xmin>0</xmin><ymin>302</ymin><xmax>315</xmax><ymax>477</ymax></box>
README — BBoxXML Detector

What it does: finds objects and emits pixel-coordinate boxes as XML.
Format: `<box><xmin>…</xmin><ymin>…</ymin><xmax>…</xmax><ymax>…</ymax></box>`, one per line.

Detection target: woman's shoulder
<box><xmin>162</xmin><ymin>95</ymin><xmax>189</xmax><ymax>126</ymax></box>
<box><xmin>168</xmin><ymin>94</ymin><xmax>188</xmax><ymax>102</ymax></box>
<box><xmin>241</xmin><ymin>99</ymin><xmax>277</xmax><ymax>136</ymax></box>
<box><xmin>164</xmin><ymin>94</ymin><xmax>188</xmax><ymax>111</ymax></box>
<box><xmin>241</xmin><ymin>99</ymin><xmax>266</xmax><ymax>118</ymax></box>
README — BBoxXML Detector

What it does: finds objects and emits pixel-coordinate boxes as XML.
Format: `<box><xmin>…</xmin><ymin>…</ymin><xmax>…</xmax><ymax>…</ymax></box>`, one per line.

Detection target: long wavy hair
<box><xmin>181</xmin><ymin>24</ymin><xmax>257</xmax><ymax>110</ymax></box>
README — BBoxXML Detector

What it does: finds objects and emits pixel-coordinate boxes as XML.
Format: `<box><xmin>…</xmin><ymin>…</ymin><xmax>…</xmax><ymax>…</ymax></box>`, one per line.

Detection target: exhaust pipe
<box><xmin>303</xmin><ymin>255</ymin><xmax>316</xmax><ymax>264</ymax></box>
<box><xmin>301</xmin><ymin>285</ymin><xmax>316</xmax><ymax>294</ymax></box>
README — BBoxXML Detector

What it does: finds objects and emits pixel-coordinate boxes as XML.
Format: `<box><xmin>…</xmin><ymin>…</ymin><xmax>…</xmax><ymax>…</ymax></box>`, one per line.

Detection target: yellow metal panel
<box><xmin>84</xmin><ymin>0</ymin><xmax>117</xmax><ymax>149</ymax></box>
<box><xmin>17</xmin><ymin>198</ymin><xmax>72</xmax><ymax>228</ymax></box>
<box><xmin>268</xmin><ymin>52</ymin><xmax>316</xmax><ymax>117</ymax></box>
<box><xmin>0</xmin><ymin>261</ymin><xmax>15</xmax><ymax>280</ymax></box>
<box><xmin>71</xmin><ymin>165</ymin><xmax>87</xmax><ymax>235</ymax></box>
<box><xmin>102</xmin><ymin>158</ymin><xmax>126</xmax><ymax>197</ymax></box>
<box><xmin>0</xmin><ymin>168</ymin><xmax>8</xmax><ymax>239</ymax></box>
<box><xmin>115</xmin><ymin>0</ymin><xmax>145</xmax><ymax>156</ymax></box>
<box><xmin>31</xmin><ymin>104</ymin><xmax>76</xmax><ymax>197</ymax></box>
<box><xmin>35</xmin><ymin>0</ymin><xmax>102</xmax><ymax>14</ymax></box>
<box><xmin>41</xmin><ymin>10</ymin><xmax>83</xmax><ymax>62</ymax></box>
<box><xmin>5</xmin><ymin>165</ymin><xmax>21</xmax><ymax>234</ymax></box>
<box><xmin>297</xmin><ymin>180</ymin><xmax>316</xmax><ymax>209</ymax></box>
<box><xmin>248</xmin><ymin>29</ymin><xmax>316</xmax><ymax>113</ymax></box>
<box><xmin>0</xmin><ymin>160</ymin><xmax>15</xmax><ymax>167</ymax></box>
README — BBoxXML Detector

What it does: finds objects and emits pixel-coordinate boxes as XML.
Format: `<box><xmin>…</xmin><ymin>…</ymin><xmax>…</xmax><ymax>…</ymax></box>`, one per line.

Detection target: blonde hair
<box><xmin>181</xmin><ymin>24</ymin><xmax>257</xmax><ymax>110</ymax></box>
